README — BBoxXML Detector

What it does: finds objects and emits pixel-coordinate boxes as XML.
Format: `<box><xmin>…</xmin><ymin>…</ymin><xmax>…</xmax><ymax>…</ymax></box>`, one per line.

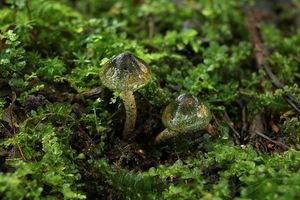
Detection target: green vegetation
<box><xmin>1</xmin><ymin>0</ymin><xmax>300</xmax><ymax>199</ymax></box>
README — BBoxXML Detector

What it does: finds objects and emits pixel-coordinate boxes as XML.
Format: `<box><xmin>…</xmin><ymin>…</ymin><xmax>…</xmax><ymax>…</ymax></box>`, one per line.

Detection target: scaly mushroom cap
<box><xmin>162</xmin><ymin>94</ymin><xmax>211</xmax><ymax>133</ymax></box>
<box><xmin>99</xmin><ymin>52</ymin><xmax>151</xmax><ymax>92</ymax></box>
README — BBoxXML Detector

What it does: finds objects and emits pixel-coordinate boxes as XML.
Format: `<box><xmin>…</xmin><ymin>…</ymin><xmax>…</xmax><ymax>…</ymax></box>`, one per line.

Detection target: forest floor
<box><xmin>1</xmin><ymin>0</ymin><xmax>300</xmax><ymax>199</ymax></box>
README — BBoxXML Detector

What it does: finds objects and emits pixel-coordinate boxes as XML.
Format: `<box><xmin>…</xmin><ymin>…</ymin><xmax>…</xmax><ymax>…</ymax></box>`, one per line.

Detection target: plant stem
<box><xmin>25</xmin><ymin>0</ymin><xmax>32</xmax><ymax>20</ymax></box>
<box><xmin>155</xmin><ymin>128</ymin><xmax>177</xmax><ymax>144</ymax></box>
<box><xmin>121</xmin><ymin>91</ymin><xmax>136</xmax><ymax>138</ymax></box>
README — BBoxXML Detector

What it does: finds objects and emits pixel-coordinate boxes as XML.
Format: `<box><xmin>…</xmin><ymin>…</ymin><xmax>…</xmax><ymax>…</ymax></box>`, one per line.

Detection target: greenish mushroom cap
<box><xmin>162</xmin><ymin>94</ymin><xmax>212</xmax><ymax>133</ymax></box>
<box><xmin>99</xmin><ymin>52</ymin><xmax>151</xmax><ymax>92</ymax></box>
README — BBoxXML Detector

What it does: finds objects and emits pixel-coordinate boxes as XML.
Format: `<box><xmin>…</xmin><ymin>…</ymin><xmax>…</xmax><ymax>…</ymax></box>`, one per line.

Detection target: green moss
<box><xmin>1</xmin><ymin>0</ymin><xmax>300</xmax><ymax>199</ymax></box>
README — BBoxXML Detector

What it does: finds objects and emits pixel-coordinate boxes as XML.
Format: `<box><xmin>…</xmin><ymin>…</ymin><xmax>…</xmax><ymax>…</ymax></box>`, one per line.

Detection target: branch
<box><xmin>245</xmin><ymin>10</ymin><xmax>300</xmax><ymax>113</ymax></box>
<box><xmin>253</xmin><ymin>131</ymin><xmax>289</xmax><ymax>150</ymax></box>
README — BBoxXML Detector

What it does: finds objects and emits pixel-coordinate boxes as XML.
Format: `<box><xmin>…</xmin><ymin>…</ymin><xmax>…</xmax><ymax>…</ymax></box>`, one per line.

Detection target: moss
<box><xmin>1</xmin><ymin>0</ymin><xmax>300</xmax><ymax>199</ymax></box>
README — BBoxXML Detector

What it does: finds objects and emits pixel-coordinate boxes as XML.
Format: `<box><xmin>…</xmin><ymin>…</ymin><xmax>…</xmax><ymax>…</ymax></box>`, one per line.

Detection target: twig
<box><xmin>253</xmin><ymin>131</ymin><xmax>289</xmax><ymax>150</ymax></box>
<box><xmin>245</xmin><ymin>10</ymin><xmax>300</xmax><ymax>113</ymax></box>
<box><xmin>236</xmin><ymin>99</ymin><xmax>248</xmax><ymax>140</ymax></box>
<box><xmin>8</xmin><ymin>92</ymin><xmax>26</xmax><ymax>160</ymax></box>
<box><xmin>211</xmin><ymin>113</ymin><xmax>221</xmax><ymax>130</ymax></box>
<box><xmin>222</xmin><ymin>111</ymin><xmax>241</xmax><ymax>145</ymax></box>
<box><xmin>241</xmin><ymin>106</ymin><xmax>247</xmax><ymax>138</ymax></box>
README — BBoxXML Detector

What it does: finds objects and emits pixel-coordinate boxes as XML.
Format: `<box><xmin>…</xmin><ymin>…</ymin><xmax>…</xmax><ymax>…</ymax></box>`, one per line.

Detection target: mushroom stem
<box><xmin>155</xmin><ymin>128</ymin><xmax>177</xmax><ymax>144</ymax></box>
<box><xmin>121</xmin><ymin>91</ymin><xmax>137</xmax><ymax>138</ymax></box>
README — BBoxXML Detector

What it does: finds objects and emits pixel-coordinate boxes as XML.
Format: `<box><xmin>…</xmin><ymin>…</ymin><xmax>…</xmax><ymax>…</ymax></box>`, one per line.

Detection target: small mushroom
<box><xmin>99</xmin><ymin>52</ymin><xmax>151</xmax><ymax>138</ymax></box>
<box><xmin>155</xmin><ymin>94</ymin><xmax>214</xmax><ymax>144</ymax></box>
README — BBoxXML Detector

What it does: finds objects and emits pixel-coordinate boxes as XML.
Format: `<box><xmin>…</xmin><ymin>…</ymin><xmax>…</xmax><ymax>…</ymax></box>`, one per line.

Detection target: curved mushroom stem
<box><xmin>155</xmin><ymin>128</ymin><xmax>177</xmax><ymax>144</ymax></box>
<box><xmin>206</xmin><ymin>123</ymin><xmax>220</xmax><ymax>139</ymax></box>
<box><xmin>121</xmin><ymin>91</ymin><xmax>137</xmax><ymax>138</ymax></box>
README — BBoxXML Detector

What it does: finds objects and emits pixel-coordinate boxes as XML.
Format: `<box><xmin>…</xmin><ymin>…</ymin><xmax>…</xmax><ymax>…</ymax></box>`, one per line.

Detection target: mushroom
<box><xmin>155</xmin><ymin>94</ymin><xmax>215</xmax><ymax>144</ymax></box>
<box><xmin>99</xmin><ymin>52</ymin><xmax>151</xmax><ymax>138</ymax></box>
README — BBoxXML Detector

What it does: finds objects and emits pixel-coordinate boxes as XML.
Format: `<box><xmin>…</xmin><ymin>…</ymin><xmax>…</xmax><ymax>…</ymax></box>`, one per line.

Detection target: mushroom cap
<box><xmin>162</xmin><ymin>94</ymin><xmax>211</xmax><ymax>133</ymax></box>
<box><xmin>99</xmin><ymin>52</ymin><xmax>151</xmax><ymax>92</ymax></box>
